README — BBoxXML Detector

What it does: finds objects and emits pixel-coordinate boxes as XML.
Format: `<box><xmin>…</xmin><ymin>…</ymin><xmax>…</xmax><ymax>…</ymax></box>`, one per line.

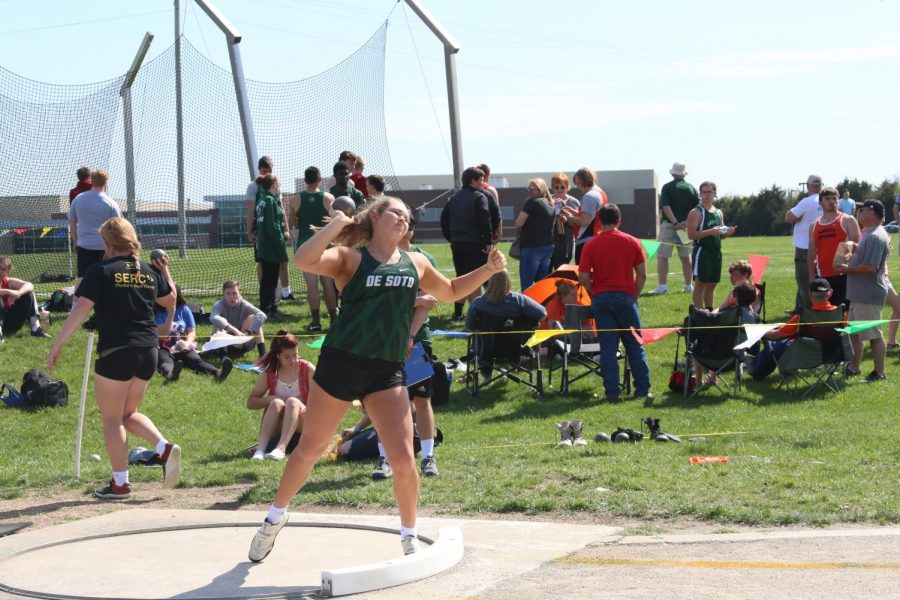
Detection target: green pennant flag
<box><xmin>306</xmin><ymin>335</ymin><xmax>326</xmax><ymax>348</ymax></box>
<box><xmin>641</xmin><ymin>239</ymin><xmax>661</xmax><ymax>260</ymax></box>
<box><xmin>836</xmin><ymin>320</ymin><xmax>889</xmax><ymax>335</ymax></box>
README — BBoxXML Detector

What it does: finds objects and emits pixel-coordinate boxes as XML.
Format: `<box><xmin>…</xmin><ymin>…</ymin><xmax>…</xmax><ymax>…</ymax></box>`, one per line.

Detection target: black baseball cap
<box><xmin>809</xmin><ymin>278</ymin><xmax>831</xmax><ymax>293</ymax></box>
<box><xmin>856</xmin><ymin>199</ymin><xmax>885</xmax><ymax>220</ymax></box>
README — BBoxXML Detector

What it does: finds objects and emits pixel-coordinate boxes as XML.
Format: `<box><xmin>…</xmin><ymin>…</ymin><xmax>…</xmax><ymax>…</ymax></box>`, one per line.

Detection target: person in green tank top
<box><xmin>254</xmin><ymin>174</ymin><xmax>288</xmax><ymax>315</ymax></box>
<box><xmin>248</xmin><ymin>197</ymin><xmax>507</xmax><ymax>561</ymax></box>
<box><xmin>686</xmin><ymin>181</ymin><xmax>736</xmax><ymax>309</ymax></box>
<box><xmin>288</xmin><ymin>166</ymin><xmax>338</xmax><ymax>332</ymax></box>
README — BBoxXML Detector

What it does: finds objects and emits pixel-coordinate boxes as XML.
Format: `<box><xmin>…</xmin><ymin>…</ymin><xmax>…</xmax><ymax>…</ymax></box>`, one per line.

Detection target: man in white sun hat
<box><xmin>649</xmin><ymin>162</ymin><xmax>698</xmax><ymax>295</ymax></box>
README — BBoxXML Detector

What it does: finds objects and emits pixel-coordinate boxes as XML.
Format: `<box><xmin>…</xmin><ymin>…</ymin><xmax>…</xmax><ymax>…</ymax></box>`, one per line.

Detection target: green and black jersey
<box><xmin>694</xmin><ymin>205</ymin><xmax>722</xmax><ymax>252</ymax></box>
<box><xmin>410</xmin><ymin>245</ymin><xmax>436</xmax><ymax>349</ymax></box>
<box><xmin>296</xmin><ymin>191</ymin><xmax>329</xmax><ymax>246</ymax></box>
<box><xmin>323</xmin><ymin>248</ymin><xmax>419</xmax><ymax>362</ymax></box>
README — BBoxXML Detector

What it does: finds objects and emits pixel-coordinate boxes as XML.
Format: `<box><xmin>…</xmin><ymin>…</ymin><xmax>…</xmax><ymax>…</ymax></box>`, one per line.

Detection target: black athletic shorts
<box><xmin>95</xmin><ymin>346</ymin><xmax>157</xmax><ymax>381</ymax></box>
<box><xmin>314</xmin><ymin>346</ymin><xmax>405</xmax><ymax>402</ymax></box>
<box><xmin>77</xmin><ymin>247</ymin><xmax>106</xmax><ymax>278</ymax></box>
<box><xmin>451</xmin><ymin>242</ymin><xmax>487</xmax><ymax>277</ymax></box>
<box><xmin>407</xmin><ymin>344</ymin><xmax>433</xmax><ymax>399</ymax></box>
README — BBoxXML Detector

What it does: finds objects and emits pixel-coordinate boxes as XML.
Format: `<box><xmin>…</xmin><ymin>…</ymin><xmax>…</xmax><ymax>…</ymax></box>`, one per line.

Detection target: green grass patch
<box><xmin>1</xmin><ymin>236</ymin><xmax>898</xmax><ymax>526</ymax></box>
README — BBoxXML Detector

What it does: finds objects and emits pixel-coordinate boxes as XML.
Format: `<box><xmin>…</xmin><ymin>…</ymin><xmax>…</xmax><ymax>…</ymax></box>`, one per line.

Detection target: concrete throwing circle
<box><xmin>0</xmin><ymin>521</ymin><xmax>434</xmax><ymax>599</ymax></box>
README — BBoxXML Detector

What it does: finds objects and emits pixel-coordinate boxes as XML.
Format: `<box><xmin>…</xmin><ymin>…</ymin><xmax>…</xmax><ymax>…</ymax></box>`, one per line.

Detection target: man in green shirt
<box><xmin>329</xmin><ymin>163</ymin><xmax>365</xmax><ymax>210</ymax></box>
<box><xmin>649</xmin><ymin>162</ymin><xmax>699</xmax><ymax>295</ymax></box>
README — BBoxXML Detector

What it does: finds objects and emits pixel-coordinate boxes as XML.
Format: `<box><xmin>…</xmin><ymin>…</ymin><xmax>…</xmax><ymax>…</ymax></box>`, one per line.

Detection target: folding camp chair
<box><xmin>682</xmin><ymin>305</ymin><xmax>749</xmax><ymax>398</ymax></box>
<box><xmin>776</xmin><ymin>304</ymin><xmax>851</xmax><ymax>398</ymax></box>
<box><xmin>545</xmin><ymin>304</ymin><xmax>631</xmax><ymax>395</ymax></box>
<box><xmin>755</xmin><ymin>282</ymin><xmax>766</xmax><ymax>322</ymax></box>
<box><xmin>465</xmin><ymin>311</ymin><xmax>543</xmax><ymax>398</ymax></box>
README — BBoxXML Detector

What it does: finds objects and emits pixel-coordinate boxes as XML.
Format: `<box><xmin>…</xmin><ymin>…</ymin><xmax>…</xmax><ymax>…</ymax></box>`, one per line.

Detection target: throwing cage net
<box><xmin>0</xmin><ymin>23</ymin><xmax>396</xmax><ymax>301</ymax></box>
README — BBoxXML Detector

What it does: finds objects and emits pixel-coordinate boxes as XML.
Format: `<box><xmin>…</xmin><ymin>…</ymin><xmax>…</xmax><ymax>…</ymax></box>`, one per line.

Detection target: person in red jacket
<box><xmin>68</xmin><ymin>166</ymin><xmax>91</xmax><ymax>204</ymax></box>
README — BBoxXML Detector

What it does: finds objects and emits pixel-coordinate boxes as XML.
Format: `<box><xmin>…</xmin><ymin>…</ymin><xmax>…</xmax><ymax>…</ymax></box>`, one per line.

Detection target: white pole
<box><xmin>73</xmin><ymin>333</ymin><xmax>95</xmax><ymax>480</ymax></box>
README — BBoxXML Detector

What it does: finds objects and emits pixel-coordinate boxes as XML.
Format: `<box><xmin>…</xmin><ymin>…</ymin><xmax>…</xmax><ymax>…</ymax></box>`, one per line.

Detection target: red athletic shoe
<box><xmin>94</xmin><ymin>480</ymin><xmax>132</xmax><ymax>500</ymax></box>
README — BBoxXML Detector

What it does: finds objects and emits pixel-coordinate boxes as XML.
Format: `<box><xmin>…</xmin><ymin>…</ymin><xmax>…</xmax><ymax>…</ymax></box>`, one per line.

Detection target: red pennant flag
<box><xmin>748</xmin><ymin>255</ymin><xmax>769</xmax><ymax>284</ymax></box>
<box><xmin>631</xmin><ymin>326</ymin><xmax>679</xmax><ymax>345</ymax></box>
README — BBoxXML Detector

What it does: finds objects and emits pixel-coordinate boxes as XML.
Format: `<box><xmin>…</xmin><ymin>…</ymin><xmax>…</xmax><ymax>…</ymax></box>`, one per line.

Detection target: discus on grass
<box><xmin>332</xmin><ymin>196</ymin><xmax>356</xmax><ymax>217</ymax></box>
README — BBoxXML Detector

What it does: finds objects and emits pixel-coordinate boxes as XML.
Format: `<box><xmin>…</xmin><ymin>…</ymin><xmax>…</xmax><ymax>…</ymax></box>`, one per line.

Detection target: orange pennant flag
<box><xmin>748</xmin><ymin>255</ymin><xmax>769</xmax><ymax>284</ymax></box>
<box><xmin>631</xmin><ymin>326</ymin><xmax>679</xmax><ymax>345</ymax></box>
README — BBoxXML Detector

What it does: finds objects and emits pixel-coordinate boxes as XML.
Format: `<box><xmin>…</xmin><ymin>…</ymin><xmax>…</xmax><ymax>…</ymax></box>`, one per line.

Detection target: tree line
<box><xmin>717</xmin><ymin>177</ymin><xmax>899</xmax><ymax>236</ymax></box>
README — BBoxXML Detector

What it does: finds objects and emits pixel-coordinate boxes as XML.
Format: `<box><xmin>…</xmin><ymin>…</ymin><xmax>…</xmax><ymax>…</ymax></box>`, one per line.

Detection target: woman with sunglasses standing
<box><xmin>549</xmin><ymin>172</ymin><xmax>581</xmax><ymax>270</ymax></box>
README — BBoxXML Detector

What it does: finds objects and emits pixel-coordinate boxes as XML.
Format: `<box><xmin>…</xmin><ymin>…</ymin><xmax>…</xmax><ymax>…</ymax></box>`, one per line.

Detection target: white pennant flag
<box><xmin>734</xmin><ymin>323</ymin><xmax>782</xmax><ymax>350</ymax></box>
<box><xmin>202</xmin><ymin>332</ymin><xmax>254</xmax><ymax>352</ymax></box>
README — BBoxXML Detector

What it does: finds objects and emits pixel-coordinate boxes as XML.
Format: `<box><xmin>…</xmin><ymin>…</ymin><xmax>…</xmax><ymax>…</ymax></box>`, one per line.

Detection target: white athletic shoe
<box><xmin>251</xmin><ymin>450</ymin><xmax>265</xmax><ymax>461</ymax></box>
<box><xmin>249</xmin><ymin>513</ymin><xmax>289</xmax><ymax>563</ymax></box>
<box><xmin>264</xmin><ymin>449</ymin><xmax>285</xmax><ymax>461</ymax></box>
<box><xmin>160</xmin><ymin>443</ymin><xmax>181</xmax><ymax>489</ymax></box>
<box><xmin>683</xmin><ymin>284</ymin><xmax>694</xmax><ymax>293</ymax></box>
<box><xmin>401</xmin><ymin>535</ymin><xmax>420</xmax><ymax>555</ymax></box>
<box><xmin>648</xmin><ymin>285</ymin><xmax>668</xmax><ymax>295</ymax></box>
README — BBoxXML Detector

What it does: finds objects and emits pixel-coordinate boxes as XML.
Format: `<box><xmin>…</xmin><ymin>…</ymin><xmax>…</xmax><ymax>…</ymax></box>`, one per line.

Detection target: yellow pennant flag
<box><xmin>524</xmin><ymin>329</ymin><xmax>576</xmax><ymax>348</ymax></box>
<box><xmin>41</xmin><ymin>226</ymin><xmax>52</xmax><ymax>238</ymax></box>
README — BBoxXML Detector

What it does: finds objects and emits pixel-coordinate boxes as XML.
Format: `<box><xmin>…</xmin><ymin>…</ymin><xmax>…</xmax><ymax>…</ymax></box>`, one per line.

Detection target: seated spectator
<box><xmin>748</xmin><ymin>279</ymin><xmax>845</xmax><ymax>380</ymax></box>
<box><xmin>718</xmin><ymin>260</ymin><xmax>762</xmax><ymax>315</ymax></box>
<box><xmin>246</xmin><ymin>330</ymin><xmax>314</xmax><ymax>461</ymax></box>
<box><xmin>209</xmin><ymin>280</ymin><xmax>267</xmax><ymax>358</ymax></box>
<box><xmin>0</xmin><ymin>256</ymin><xmax>50</xmax><ymax>341</ymax></box>
<box><xmin>465</xmin><ymin>270</ymin><xmax>546</xmax><ymax>329</ymax></box>
<box><xmin>155</xmin><ymin>285</ymin><xmax>232</xmax><ymax>382</ymax></box>
<box><xmin>692</xmin><ymin>280</ymin><xmax>759</xmax><ymax>385</ymax></box>
<box><xmin>541</xmin><ymin>279</ymin><xmax>594</xmax><ymax>334</ymax></box>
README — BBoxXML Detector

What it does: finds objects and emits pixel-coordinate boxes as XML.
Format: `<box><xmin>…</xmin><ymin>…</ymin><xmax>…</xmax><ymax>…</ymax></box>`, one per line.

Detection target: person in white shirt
<box><xmin>784</xmin><ymin>174</ymin><xmax>823</xmax><ymax>310</ymax></box>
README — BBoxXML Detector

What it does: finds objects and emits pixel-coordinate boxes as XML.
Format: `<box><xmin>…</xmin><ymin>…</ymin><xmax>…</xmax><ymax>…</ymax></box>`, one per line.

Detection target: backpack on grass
<box><xmin>21</xmin><ymin>369</ymin><xmax>68</xmax><ymax>408</ymax></box>
<box><xmin>43</xmin><ymin>289</ymin><xmax>73</xmax><ymax>313</ymax></box>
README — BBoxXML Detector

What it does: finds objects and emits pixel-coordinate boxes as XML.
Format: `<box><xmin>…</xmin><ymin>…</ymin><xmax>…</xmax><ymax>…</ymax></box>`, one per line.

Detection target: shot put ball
<box><xmin>89</xmin><ymin>454</ymin><xmax>101</xmax><ymax>462</ymax></box>
<box><xmin>594</xmin><ymin>432</ymin><xmax>611</xmax><ymax>443</ymax></box>
<box><xmin>332</xmin><ymin>196</ymin><xmax>356</xmax><ymax>217</ymax></box>
<box><xmin>612</xmin><ymin>432</ymin><xmax>631</xmax><ymax>443</ymax></box>
<box><xmin>150</xmin><ymin>248</ymin><xmax>168</xmax><ymax>262</ymax></box>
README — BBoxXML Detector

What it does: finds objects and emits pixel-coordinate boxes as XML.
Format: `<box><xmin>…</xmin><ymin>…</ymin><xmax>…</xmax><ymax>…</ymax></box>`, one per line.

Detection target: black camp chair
<box><xmin>465</xmin><ymin>311</ymin><xmax>542</xmax><ymax>399</ymax></box>
<box><xmin>682</xmin><ymin>305</ymin><xmax>749</xmax><ymax>398</ymax></box>
<box><xmin>545</xmin><ymin>304</ymin><xmax>631</xmax><ymax>395</ymax></box>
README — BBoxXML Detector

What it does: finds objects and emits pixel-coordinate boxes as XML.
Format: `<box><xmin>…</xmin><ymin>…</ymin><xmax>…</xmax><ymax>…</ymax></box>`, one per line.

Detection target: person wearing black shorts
<box><xmin>249</xmin><ymin>197</ymin><xmax>507</xmax><ymax>562</ymax></box>
<box><xmin>47</xmin><ymin>217</ymin><xmax>182</xmax><ymax>500</ymax></box>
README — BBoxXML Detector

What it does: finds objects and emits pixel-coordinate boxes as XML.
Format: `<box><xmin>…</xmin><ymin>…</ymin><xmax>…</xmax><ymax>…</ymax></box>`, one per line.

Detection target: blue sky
<box><xmin>1</xmin><ymin>0</ymin><xmax>898</xmax><ymax>195</ymax></box>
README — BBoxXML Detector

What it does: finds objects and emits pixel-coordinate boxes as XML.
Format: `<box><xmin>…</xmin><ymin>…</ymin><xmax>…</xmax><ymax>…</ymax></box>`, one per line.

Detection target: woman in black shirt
<box><xmin>515</xmin><ymin>178</ymin><xmax>556</xmax><ymax>290</ymax></box>
<box><xmin>47</xmin><ymin>217</ymin><xmax>182</xmax><ymax>500</ymax></box>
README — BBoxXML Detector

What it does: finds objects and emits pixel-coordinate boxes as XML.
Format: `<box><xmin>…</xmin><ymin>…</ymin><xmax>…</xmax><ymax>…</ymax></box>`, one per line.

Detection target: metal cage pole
<box><xmin>403</xmin><ymin>0</ymin><xmax>463</xmax><ymax>187</ymax></box>
<box><xmin>174</xmin><ymin>0</ymin><xmax>187</xmax><ymax>257</ymax></box>
<box><xmin>120</xmin><ymin>32</ymin><xmax>154</xmax><ymax>223</ymax></box>
<box><xmin>194</xmin><ymin>0</ymin><xmax>258</xmax><ymax>181</ymax></box>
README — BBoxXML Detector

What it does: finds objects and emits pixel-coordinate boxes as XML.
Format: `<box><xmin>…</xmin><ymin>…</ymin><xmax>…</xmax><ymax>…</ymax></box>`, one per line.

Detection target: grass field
<box><xmin>1</xmin><ymin>235</ymin><xmax>898</xmax><ymax>526</ymax></box>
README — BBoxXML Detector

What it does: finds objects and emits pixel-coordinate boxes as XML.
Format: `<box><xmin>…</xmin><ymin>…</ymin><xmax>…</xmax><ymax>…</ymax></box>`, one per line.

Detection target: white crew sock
<box><xmin>377</xmin><ymin>443</ymin><xmax>387</xmax><ymax>459</ymax></box>
<box><xmin>155</xmin><ymin>439</ymin><xmax>168</xmax><ymax>456</ymax></box>
<box><xmin>281</xmin><ymin>286</ymin><xmax>291</xmax><ymax>298</ymax></box>
<box><xmin>266</xmin><ymin>504</ymin><xmax>287</xmax><ymax>525</ymax></box>
<box><xmin>112</xmin><ymin>470</ymin><xmax>129</xmax><ymax>486</ymax></box>
<box><xmin>400</xmin><ymin>525</ymin><xmax>417</xmax><ymax>539</ymax></box>
<box><xmin>420</xmin><ymin>439</ymin><xmax>434</xmax><ymax>458</ymax></box>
